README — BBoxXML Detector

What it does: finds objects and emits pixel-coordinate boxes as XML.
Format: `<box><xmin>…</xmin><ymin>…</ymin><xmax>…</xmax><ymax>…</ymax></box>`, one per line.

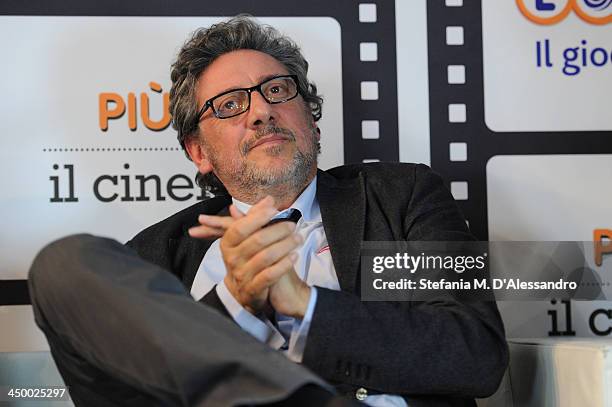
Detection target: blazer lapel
<box><xmin>317</xmin><ymin>169</ymin><xmax>366</xmax><ymax>293</ymax></box>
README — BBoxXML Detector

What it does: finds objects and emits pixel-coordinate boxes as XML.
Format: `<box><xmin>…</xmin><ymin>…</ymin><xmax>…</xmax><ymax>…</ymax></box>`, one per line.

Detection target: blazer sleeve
<box><xmin>301</xmin><ymin>165</ymin><xmax>508</xmax><ymax>400</ymax></box>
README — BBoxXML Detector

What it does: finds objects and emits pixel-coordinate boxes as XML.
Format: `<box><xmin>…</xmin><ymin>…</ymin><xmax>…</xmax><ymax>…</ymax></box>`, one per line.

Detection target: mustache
<box><xmin>241</xmin><ymin>125</ymin><xmax>296</xmax><ymax>156</ymax></box>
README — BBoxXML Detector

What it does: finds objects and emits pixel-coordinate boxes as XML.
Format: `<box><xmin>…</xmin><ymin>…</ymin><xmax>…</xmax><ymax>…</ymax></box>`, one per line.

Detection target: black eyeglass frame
<box><xmin>196</xmin><ymin>74</ymin><xmax>300</xmax><ymax>122</ymax></box>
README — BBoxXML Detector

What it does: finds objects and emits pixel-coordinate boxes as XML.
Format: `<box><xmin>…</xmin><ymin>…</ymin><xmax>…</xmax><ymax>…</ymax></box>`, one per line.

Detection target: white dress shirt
<box><xmin>190</xmin><ymin>176</ymin><xmax>407</xmax><ymax>407</ymax></box>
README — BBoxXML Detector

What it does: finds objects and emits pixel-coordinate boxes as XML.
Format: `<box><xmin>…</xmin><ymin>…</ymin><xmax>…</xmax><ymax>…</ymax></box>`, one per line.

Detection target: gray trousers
<box><xmin>28</xmin><ymin>234</ymin><xmax>342</xmax><ymax>407</ymax></box>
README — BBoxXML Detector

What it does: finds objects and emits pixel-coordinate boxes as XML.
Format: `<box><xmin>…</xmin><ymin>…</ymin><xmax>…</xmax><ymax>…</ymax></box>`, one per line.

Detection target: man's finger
<box><xmin>229</xmin><ymin>204</ymin><xmax>245</xmax><ymax>219</ymax></box>
<box><xmin>194</xmin><ymin>196</ymin><xmax>277</xmax><ymax>242</ymax></box>
<box><xmin>243</xmin><ymin>230</ymin><xmax>302</xmax><ymax>272</ymax></box>
<box><xmin>223</xmin><ymin>206</ymin><xmax>278</xmax><ymax>246</ymax></box>
<box><xmin>234</xmin><ymin>195</ymin><xmax>276</xmax><ymax>219</ymax></box>
<box><xmin>237</xmin><ymin>222</ymin><xmax>300</xmax><ymax>263</ymax></box>
<box><xmin>198</xmin><ymin>214</ymin><xmax>235</xmax><ymax>230</ymax></box>
<box><xmin>249</xmin><ymin>254</ymin><xmax>297</xmax><ymax>293</ymax></box>
<box><xmin>252</xmin><ymin>195</ymin><xmax>275</xmax><ymax>210</ymax></box>
<box><xmin>188</xmin><ymin>224</ymin><xmax>225</xmax><ymax>239</ymax></box>
<box><xmin>226</xmin><ymin>228</ymin><xmax>300</xmax><ymax>284</ymax></box>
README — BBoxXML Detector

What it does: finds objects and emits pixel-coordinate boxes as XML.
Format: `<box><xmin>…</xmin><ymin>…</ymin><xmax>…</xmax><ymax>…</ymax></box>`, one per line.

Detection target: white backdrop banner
<box><xmin>0</xmin><ymin>16</ymin><xmax>343</xmax><ymax>281</ymax></box>
<box><xmin>0</xmin><ymin>2</ymin><xmax>610</xmax><ymax>352</ymax></box>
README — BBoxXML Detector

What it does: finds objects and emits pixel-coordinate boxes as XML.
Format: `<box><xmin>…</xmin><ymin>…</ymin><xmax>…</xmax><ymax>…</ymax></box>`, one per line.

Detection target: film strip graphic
<box><xmin>427</xmin><ymin>0</ymin><xmax>612</xmax><ymax>241</ymax></box>
<box><xmin>0</xmin><ymin>0</ymin><xmax>398</xmax><ymax>305</ymax></box>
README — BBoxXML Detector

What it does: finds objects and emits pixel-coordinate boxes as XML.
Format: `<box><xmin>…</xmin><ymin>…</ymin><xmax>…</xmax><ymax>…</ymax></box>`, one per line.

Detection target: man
<box><xmin>29</xmin><ymin>16</ymin><xmax>507</xmax><ymax>407</ymax></box>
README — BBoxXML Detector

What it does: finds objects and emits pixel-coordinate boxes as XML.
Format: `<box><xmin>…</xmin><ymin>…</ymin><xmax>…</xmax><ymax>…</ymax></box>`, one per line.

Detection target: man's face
<box><xmin>187</xmin><ymin>49</ymin><xmax>320</xmax><ymax>201</ymax></box>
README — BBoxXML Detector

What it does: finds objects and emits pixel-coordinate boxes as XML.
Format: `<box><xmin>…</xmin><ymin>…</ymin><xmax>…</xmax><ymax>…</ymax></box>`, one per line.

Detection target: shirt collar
<box><xmin>232</xmin><ymin>175</ymin><xmax>321</xmax><ymax>223</ymax></box>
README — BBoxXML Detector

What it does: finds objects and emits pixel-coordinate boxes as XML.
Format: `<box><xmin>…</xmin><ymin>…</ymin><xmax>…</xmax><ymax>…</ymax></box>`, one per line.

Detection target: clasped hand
<box><xmin>188</xmin><ymin>196</ymin><xmax>311</xmax><ymax>319</ymax></box>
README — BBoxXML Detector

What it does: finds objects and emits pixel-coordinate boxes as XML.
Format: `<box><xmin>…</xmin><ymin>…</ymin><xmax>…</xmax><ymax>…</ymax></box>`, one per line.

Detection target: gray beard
<box><xmin>204</xmin><ymin>126</ymin><xmax>319</xmax><ymax>204</ymax></box>
<box><xmin>235</xmin><ymin>146</ymin><xmax>316</xmax><ymax>202</ymax></box>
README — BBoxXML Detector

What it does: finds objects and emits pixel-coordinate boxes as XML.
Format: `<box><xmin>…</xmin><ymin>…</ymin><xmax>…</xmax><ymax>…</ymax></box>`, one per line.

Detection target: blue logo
<box><xmin>537</xmin><ymin>0</ymin><xmax>557</xmax><ymax>11</ymax></box>
<box><xmin>583</xmin><ymin>0</ymin><xmax>612</xmax><ymax>10</ymax></box>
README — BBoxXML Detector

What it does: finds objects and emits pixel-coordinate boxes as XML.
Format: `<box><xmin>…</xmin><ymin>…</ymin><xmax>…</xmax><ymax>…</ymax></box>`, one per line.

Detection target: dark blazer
<box><xmin>127</xmin><ymin>163</ymin><xmax>508</xmax><ymax>407</ymax></box>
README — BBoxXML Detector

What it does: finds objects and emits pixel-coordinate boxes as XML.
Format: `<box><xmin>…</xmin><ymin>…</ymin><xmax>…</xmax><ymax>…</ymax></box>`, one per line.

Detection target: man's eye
<box><xmin>265</xmin><ymin>82</ymin><xmax>291</xmax><ymax>99</ymax></box>
<box><xmin>216</xmin><ymin>96</ymin><xmax>242</xmax><ymax>112</ymax></box>
<box><xmin>269</xmin><ymin>84</ymin><xmax>287</xmax><ymax>94</ymax></box>
<box><xmin>223</xmin><ymin>100</ymin><xmax>239</xmax><ymax>110</ymax></box>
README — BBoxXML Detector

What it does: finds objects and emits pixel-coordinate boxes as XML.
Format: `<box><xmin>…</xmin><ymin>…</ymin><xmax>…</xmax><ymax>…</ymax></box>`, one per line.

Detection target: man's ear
<box><xmin>184</xmin><ymin>137</ymin><xmax>213</xmax><ymax>174</ymax></box>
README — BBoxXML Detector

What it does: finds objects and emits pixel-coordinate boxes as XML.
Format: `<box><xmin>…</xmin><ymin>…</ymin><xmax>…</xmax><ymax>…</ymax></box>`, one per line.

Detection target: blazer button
<box><xmin>355</xmin><ymin>387</ymin><xmax>368</xmax><ymax>401</ymax></box>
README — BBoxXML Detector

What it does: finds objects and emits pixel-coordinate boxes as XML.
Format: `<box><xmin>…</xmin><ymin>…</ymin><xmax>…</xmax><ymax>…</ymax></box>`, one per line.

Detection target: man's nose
<box><xmin>247</xmin><ymin>91</ymin><xmax>274</xmax><ymax>128</ymax></box>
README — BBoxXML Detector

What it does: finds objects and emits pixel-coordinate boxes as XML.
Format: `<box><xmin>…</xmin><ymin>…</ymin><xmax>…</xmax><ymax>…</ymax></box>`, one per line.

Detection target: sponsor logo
<box><xmin>517</xmin><ymin>0</ymin><xmax>612</xmax><ymax>25</ymax></box>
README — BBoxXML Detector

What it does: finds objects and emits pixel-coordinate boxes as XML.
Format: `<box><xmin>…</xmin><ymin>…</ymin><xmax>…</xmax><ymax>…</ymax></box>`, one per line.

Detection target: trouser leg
<box><xmin>28</xmin><ymin>234</ymin><xmax>331</xmax><ymax>407</ymax></box>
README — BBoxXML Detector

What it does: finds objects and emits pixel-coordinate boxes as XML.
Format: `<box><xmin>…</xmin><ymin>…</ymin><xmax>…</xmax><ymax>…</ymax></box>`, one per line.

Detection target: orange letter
<box><xmin>140</xmin><ymin>82</ymin><xmax>171</xmax><ymax>131</ymax></box>
<box><xmin>127</xmin><ymin>92</ymin><xmax>137</xmax><ymax>131</ymax></box>
<box><xmin>99</xmin><ymin>93</ymin><xmax>126</xmax><ymax>131</ymax></box>
<box><xmin>594</xmin><ymin>229</ymin><xmax>612</xmax><ymax>267</ymax></box>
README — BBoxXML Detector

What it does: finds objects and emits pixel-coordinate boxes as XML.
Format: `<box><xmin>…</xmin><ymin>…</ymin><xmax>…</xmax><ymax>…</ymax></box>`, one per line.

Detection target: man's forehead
<box><xmin>197</xmin><ymin>49</ymin><xmax>290</xmax><ymax>99</ymax></box>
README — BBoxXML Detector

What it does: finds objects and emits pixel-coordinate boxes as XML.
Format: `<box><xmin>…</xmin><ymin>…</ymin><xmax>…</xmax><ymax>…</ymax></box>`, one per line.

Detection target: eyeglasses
<box><xmin>196</xmin><ymin>74</ymin><xmax>300</xmax><ymax>121</ymax></box>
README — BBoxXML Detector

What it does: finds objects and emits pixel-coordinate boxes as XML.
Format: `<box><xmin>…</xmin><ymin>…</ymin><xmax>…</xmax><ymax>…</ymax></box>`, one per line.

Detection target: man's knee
<box><xmin>31</xmin><ymin>233</ymin><xmax>93</xmax><ymax>282</ymax></box>
<box><xmin>28</xmin><ymin>234</ymin><xmax>117</xmax><ymax>308</ymax></box>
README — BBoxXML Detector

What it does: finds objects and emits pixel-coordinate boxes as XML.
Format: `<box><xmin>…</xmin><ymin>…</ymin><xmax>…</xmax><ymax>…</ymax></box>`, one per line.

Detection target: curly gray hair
<box><xmin>169</xmin><ymin>16</ymin><xmax>323</xmax><ymax>194</ymax></box>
